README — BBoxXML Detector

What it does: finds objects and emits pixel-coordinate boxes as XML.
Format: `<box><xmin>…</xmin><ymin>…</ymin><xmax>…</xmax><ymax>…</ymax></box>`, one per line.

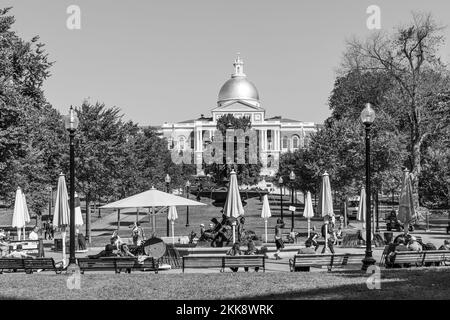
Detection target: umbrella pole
<box><xmin>62</xmin><ymin>229</ymin><xmax>67</xmax><ymax>268</ymax></box>
<box><xmin>152</xmin><ymin>207</ymin><xmax>156</xmax><ymax>235</ymax></box>
<box><xmin>307</xmin><ymin>218</ymin><xmax>310</xmax><ymax>238</ymax></box>
<box><xmin>23</xmin><ymin>226</ymin><xmax>26</xmax><ymax>240</ymax></box>
<box><xmin>232</xmin><ymin>225</ymin><xmax>235</xmax><ymax>244</ymax></box>
<box><xmin>17</xmin><ymin>228</ymin><xmax>21</xmax><ymax>241</ymax></box>
<box><xmin>172</xmin><ymin>221</ymin><xmax>175</xmax><ymax>244</ymax></box>
<box><xmin>265</xmin><ymin>219</ymin><xmax>268</xmax><ymax>243</ymax></box>
<box><xmin>324</xmin><ymin>223</ymin><xmax>328</xmax><ymax>253</ymax></box>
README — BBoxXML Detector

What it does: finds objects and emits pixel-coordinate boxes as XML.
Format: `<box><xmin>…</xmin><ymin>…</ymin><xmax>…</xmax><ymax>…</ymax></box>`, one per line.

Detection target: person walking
<box><xmin>274</xmin><ymin>219</ymin><xmax>284</xmax><ymax>260</ymax></box>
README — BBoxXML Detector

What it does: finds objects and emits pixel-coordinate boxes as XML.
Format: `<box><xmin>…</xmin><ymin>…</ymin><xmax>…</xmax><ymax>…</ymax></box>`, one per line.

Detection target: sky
<box><xmin>6</xmin><ymin>0</ymin><xmax>450</xmax><ymax>126</ymax></box>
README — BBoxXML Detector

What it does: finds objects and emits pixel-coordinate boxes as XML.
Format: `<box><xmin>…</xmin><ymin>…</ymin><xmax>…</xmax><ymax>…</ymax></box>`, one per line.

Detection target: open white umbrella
<box><xmin>261</xmin><ymin>195</ymin><xmax>271</xmax><ymax>243</ymax></box>
<box><xmin>101</xmin><ymin>186</ymin><xmax>205</xmax><ymax>235</ymax></box>
<box><xmin>167</xmin><ymin>206</ymin><xmax>178</xmax><ymax>244</ymax></box>
<box><xmin>357</xmin><ymin>187</ymin><xmax>366</xmax><ymax>229</ymax></box>
<box><xmin>303</xmin><ymin>191</ymin><xmax>314</xmax><ymax>238</ymax></box>
<box><xmin>12</xmin><ymin>187</ymin><xmax>30</xmax><ymax>240</ymax></box>
<box><xmin>53</xmin><ymin>173</ymin><xmax>70</xmax><ymax>267</ymax></box>
<box><xmin>397</xmin><ymin>169</ymin><xmax>416</xmax><ymax>234</ymax></box>
<box><xmin>223</xmin><ymin>169</ymin><xmax>244</xmax><ymax>244</ymax></box>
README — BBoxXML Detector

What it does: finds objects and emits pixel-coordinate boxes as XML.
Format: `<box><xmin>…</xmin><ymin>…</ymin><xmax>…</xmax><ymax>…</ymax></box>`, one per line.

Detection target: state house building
<box><xmin>161</xmin><ymin>56</ymin><xmax>318</xmax><ymax>177</ymax></box>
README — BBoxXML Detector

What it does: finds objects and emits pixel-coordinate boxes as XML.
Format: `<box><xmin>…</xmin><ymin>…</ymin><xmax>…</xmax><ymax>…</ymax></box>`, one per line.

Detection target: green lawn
<box><xmin>0</xmin><ymin>267</ymin><xmax>449</xmax><ymax>300</ymax></box>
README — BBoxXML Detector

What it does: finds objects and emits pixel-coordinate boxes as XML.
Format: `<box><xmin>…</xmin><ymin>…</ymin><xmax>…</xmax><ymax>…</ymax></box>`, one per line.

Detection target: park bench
<box><xmin>289</xmin><ymin>253</ymin><xmax>366</xmax><ymax>272</ymax></box>
<box><xmin>223</xmin><ymin>255</ymin><xmax>265</xmax><ymax>272</ymax></box>
<box><xmin>78</xmin><ymin>257</ymin><xmax>159</xmax><ymax>274</ymax></box>
<box><xmin>23</xmin><ymin>258</ymin><xmax>62</xmax><ymax>274</ymax></box>
<box><xmin>182</xmin><ymin>255</ymin><xmax>224</xmax><ymax>273</ymax></box>
<box><xmin>78</xmin><ymin>257</ymin><xmax>137</xmax><ymax>274</ymax></box>
<box><xmin>182</xmin><ymin>255</ymin><xmax>265</xmax><ymax>273</ymax></box>
<box><xmin>0</xmin><ymin>258</ymin><xmax>26</xmax><ymax>274</ymax></box>
<box><xmin>132</xmin><ymin>257</ymin><xmax>159</xmax><ymax>274</ymax></box>
<box><xmin>387</xmin><ymin>250</ymin><xmax>450</xmax><ymax>268</ymax></box>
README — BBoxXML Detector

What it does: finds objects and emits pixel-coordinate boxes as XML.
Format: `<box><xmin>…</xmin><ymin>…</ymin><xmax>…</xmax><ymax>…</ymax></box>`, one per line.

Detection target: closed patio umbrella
<box><xmin>167</xmin><ymin>206</ymin><xmax>178</xmax><ymax>244</ymax></box>
<box><xmin>303</xmin><ymin>191</ymin><xmax>314</xmax><ymax>238</ymax></box>
<box><xmin>318</xmin><ymin>171</ymin><xmax>334</xmax><ymax>218</ymax></box>
<box><xmin>223</xmin><ymin>169</ymin><xmax>244</xmax><ymax>244</ymax></box>
<box><xmin>318</xmin><ymin>172</ymin><xmax>333</xmax><ymax>253</ymax></box>
<box><xmin>12</xmin><ymin>187</ymin><xmax>30</xmax><ymax>241</ymax></box>
<box><xmin>397</xmin><ymin>169</ymin><xmax>416</xmax><ymax>234</ymax></box>
<box><xmin>53</xmin><ymin>173</ymin><xmax>70</xmax><ymax>267</ymax></box>
<box><xmin>261</xmin><ymin>195</ymin><xmax>271</xmax><ymax>243</ymax></box>
<box><xmin>74</xmin><ymin>192</ymin><xmax>83</xmax><ymax>227</ymax></box>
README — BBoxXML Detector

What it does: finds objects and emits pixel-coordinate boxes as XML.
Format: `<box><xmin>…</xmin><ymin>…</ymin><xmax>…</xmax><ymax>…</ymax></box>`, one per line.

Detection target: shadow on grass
<box><xmin>236</xmin><ymin>267</ymin><xmax>450</xmax><ymax>300</ymax></box>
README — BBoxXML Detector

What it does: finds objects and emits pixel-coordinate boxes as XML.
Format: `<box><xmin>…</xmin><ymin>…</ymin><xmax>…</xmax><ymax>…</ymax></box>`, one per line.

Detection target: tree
<box><xmin>204</xmin><ymin>114</ymin><xmax>262</xmax><ymax>185</ymax></box>
<box><xmin>342</xmin><ymin>12</ymin><xmax>450</xmax><ymax>207</ymax></box>
<box><xmin>0</xmin><ymin>7</ymin><xmax>65</xmax><ymax>227</ymax></box>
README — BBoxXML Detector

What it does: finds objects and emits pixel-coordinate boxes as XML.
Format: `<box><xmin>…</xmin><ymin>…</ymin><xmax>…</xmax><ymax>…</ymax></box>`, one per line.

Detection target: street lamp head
<box><xmin>165</xmin><ymin>174</ymin><xmax>171</xmax><ymax>184</ymax></box>
<box><xmin>278</xmin><ymin>176</ymin><xmax>283</xmax><ymax>184</ymax></box>
<box><xmin>289</xmin><ymin>171</ymin><xmax>296</xmax><ymax>181</ymax></box>
<box><xmin>64</xmin><ymin>106</ymin><xmax>79</xmax><ymax>132</ymax></box>
<box><xmin>360</xmin><ymin>103</ymin><xmax>376</xmax><ymax>126</ymax></box>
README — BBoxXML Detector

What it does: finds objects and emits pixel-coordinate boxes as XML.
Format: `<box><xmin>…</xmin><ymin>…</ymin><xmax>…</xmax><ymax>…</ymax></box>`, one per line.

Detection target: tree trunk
<box><xmin>85</xmin><ymin>200</ymin><xmax>91</xmax><ymax>243</ymax></box>
<box><xmin>411</xmin><ymin>140</ymin><xmax>421</xmax><ymax>209</ymax></box>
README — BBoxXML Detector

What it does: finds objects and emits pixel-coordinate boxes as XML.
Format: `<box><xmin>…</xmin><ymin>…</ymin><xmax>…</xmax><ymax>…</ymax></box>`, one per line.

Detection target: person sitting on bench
<box><xmin>439</xmin><ymin>239</ymin><xmax>450</xmax><ymax>251</ymax></box>
<box><xmin>244</xmin><ymin>239</ymin><xmax>260</xmax><ymax>272</ymax></box>
<box><xmin>88</xmin><ymin>244</ymin><xmax>115</xmax><ymax>259</ymax></box>
<box><xmin>289</xmin><ymin>240</ymin><xmax>316</xmax><ymax>272</ymax></box>
<box><xmin>307</xmin><ymin>227</ymin><xmax>320</xmax><ymax>251</ymax></box>
<box><xmin>117</xmin><ymin>243</ymin><xmax>135</xmax><ymax>257</ymax></box>
<box><xmin>226</xmin><ymin>243</ymin><xmax>242</xmax><ymax>272</ymax></box>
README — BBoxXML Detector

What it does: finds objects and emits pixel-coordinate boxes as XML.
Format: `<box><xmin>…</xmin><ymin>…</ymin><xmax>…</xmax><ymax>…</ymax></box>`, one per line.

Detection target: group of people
<box><xmin>385</xmin><ymin>234</ymin><xmax>450</xmax><ymax>268</ymax></box>
<box><xmin>225</xmin><ymin>239</ymin><xmax>268</xmax><ymax>272</ymax></box>
<box><xmin>275</xmin><ymin>215</ymin><xmax>343</xmax><ymax>260</ymax></box>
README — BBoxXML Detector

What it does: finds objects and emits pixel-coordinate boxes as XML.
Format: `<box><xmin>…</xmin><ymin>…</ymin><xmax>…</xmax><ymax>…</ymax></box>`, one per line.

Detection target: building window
<box><xmin>292</xmin><ymin>135</ymin><xmax>300</xmax><ymax>149</ymax></box>
<box><xmin>282</xmin><ymin>136</ymin><xmax>288</xmax><ymax>149</ymax></box>
<box><xmin>254</xmin><ymin>114</ymin><xmax>261</xmax><ymax>121</ymax></box>
<box><xmin>168</xmin><ymin>138</ymin><xmax>174</xmax><ymax>150</ymax></box>
<box><xmin>179</xmin><ymin>136</ymin><xmax>185</xmax><ymax>151</ymax></box>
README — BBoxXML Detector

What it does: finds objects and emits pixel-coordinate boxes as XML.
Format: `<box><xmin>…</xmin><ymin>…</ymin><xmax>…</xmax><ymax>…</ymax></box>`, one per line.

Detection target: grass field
<box><xmin>0</xmin><ymin>267</ymin><xmax>449</xmax><ymax>300</ymax></box>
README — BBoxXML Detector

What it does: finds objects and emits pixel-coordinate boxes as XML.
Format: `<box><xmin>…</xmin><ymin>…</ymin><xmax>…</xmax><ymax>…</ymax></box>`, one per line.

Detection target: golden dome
<box><xmin>217</xmin><ymin>55</ymin><xmax>260</xmax><ymax>103</ymax></box>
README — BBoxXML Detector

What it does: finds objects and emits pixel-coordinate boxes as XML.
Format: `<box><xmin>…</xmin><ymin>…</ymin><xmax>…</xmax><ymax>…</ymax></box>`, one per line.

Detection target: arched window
<box><xmin>292</xmin><ymin>135</ymin><xmax>300</xmax><ymax>149</ymax></box>
<box><xmin>282</xmin><ymin>136</ymin><xmax>288</xmax><ymax>149</ymax></box>
<box><xmin>179</xmin><ymin>136</ymin><xmax>185</xmax><ymax>151</ymax></box>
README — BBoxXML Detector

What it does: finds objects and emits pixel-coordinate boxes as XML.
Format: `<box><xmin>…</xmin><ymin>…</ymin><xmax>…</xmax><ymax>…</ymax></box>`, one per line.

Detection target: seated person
<box><xmin>6</xmin><ymin>244</ymin><xmax>35</xmax><ymax>259</ymax></box>
<box><xmin>290</xmin><ymin>240</ymin><xmax>316</xmax><ymax>272</ymax></box>
<box><xmin>336</xmin><ymin>226</ymin><xmax>343</xmax><ymax>240</ymax></box>
<box><xmin>0</xmin><ymin>228</ymin><xmax>7</xmax><ymax>240</ymax></box>
<box><xmin>386</xmin><ymin>239</ymin><xmax>409</xmax><ymax>268</ymax></box>
<box><xmin>244</xmin><ymin>239</ymin><xmax>259</xmax><ymax>272</ymax></box>
<box><xmin>226</xmin><ymin>243</ymin><xmax>242</xmax><ymax>272</ymax></box>
<box><xmin>297</xmin><ymin>240</ymin><xmax>317</xmax><ymax>255</ymax></box>
<box><xmin>28</xmin><ymin>227</ymin><xmax>39</xmax><ymax>241</ymax></box>
<box><xmin>117</xmin><ymin>243</ymin><xmax>135</xmax><ymax>257</ymax></box>
<box><xmin>88</xmin><ymin>244</ymin><xmax>116</xmax><ymax>259</ymax></box>
<box><xmin>439</xmin><ymin>239</ymin><xmax>450</xmax><ymax>251</ymax></box>
<box><xmin>407</xmin><ymin>236</ymin><xmax>422</xmax><ymax>252</ymax></box>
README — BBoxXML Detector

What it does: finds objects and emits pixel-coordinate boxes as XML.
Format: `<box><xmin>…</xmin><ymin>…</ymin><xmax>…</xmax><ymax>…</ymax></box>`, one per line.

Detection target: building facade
<box><xmin>161</xmin><ymin>55</ymin><xmax>318</xmax><ymax>177</ymax></box>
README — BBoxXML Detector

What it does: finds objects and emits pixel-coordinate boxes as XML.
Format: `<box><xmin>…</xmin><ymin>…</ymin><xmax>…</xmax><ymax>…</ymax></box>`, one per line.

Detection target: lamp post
<box><xmin>290</xmin><ymin>170</ymin><xmax>296</xmax><ymax>232</ymax></box>
<box><xmin>278</xmin><ymin>176</ymin><xmax>284</xmax><ymax>222</ymax></box>
<box><xmin>165</xmin><ymin>174</ymin><xmax>171</xmax><ymax>237</ymax></box>
<box><xmin>361</xmin><ymin>103</ymin><xmax>376</xmax><ymax>270</ymax></box>
<box><xmin>185</xmin><ymin>180</ymin><xmax>191</xmax><ymax>227</ymax></box>
<box><xmin>64</xmin><ymin>106</ymin><xmax>79</xmax><ymax>268</ymax></box>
